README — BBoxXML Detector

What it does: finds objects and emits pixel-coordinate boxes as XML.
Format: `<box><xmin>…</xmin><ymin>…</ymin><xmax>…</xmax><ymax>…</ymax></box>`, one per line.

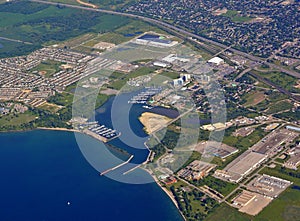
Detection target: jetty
<box><xmin>100</xmin><ymin>155</ymin><xmax>134</xmax><ymax>176</ymax></box>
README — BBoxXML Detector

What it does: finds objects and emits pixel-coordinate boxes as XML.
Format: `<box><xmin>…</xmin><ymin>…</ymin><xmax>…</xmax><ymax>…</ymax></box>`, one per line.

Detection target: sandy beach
<box><xmin>139</xmin><ymin>112</ymin><xmax>171</xmax><ymax>134</ymax></box>
<box><xmin>143</xmin><ymin>168</ymin><xmax>187</xmax><ymax>221</ymax></box>
<box><xmin>37</xmin><ymin>127</ymin><xmax>80</xmax><ymax>133</ymax></box>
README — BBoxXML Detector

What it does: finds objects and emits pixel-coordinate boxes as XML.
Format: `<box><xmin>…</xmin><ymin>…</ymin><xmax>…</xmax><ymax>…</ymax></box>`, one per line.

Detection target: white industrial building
<box><xmin>208</xmin><ymin>57</ymin><xmax>225</xmax><ymax>65</ymax></box>
<box><xmin>173</xmin><ymin>78</ymin><xmax>184</xmax><ymax>87</ymax></box>
<box><xmin>162</xmin><ymin>54</ymin><xmax>190</xmax><ymax>63</ymax></box>
<box><xmin>153</xmin><ymin>61</ymin><xmax>170</xmax><ymax>68</ymax></box>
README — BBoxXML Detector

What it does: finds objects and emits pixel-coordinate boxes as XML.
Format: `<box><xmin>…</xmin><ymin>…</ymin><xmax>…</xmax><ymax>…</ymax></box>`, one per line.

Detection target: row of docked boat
<box><xmin>128</xmin><ymin>87</ymin><xmax>162</xmax><ymax>104</ymax></box>
<box><xmin>87</xmin><ymin>123</ymin><xmax>120</xmax><ymax>140</ymax></box>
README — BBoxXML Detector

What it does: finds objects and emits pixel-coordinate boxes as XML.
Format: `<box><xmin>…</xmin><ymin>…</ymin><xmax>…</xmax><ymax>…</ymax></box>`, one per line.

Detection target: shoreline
<box><xmin>2</xmin><ymin>127</ymin><xmax>186</xmax><ymax>220</ymax></box>
<box><xmin>143</xmin><ymin>168</ymin><xmax>187</xmax><ymax>221</ymax></box>
<box><xmin>0</xmin><ymin>127</ymin><xmax>79</xmax><ymax>134</ymax></box>
<box><xmin>37</xmin><ymin>127</ymin><xmax>80</xmax><ymax>133</ymax></box>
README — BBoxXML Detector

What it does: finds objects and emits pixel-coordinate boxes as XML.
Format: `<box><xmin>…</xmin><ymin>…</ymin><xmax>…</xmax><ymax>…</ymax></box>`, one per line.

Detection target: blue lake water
<box><xmin>94</xmin><ymin>92</ymin><xmax>179</xmax><ymax>167</ymax></box>
<box><xmin>0</xmin><ymin>130</ymin><xmax>183</xmax><ymax>221</ymax></box>
<box><xmin>292</xmin><ymin>185</ymin><xmax>300</xmax><ymax>191</ymax></box>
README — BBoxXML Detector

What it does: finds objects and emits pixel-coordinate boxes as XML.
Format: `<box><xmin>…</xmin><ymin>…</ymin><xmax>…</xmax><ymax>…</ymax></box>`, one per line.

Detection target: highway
<box><xmin>30</xmin><ymin>0</ymin><xmax>300</xmax><ymax>78</ymax></box>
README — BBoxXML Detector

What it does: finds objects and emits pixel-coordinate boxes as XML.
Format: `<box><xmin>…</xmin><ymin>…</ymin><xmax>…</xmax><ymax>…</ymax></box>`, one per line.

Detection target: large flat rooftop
<box><xmin>225</xmin><ymin>151</ymin><xmax>267</xmax><ymax>175</ymax></box>
<box><xmin>233</xmin><ymin>190</ymin><xmax>273</xmax><ymax>216</ymax></box>
<box><xmin>195</xmin><ymin>141</ymin><xmax>238</xmax><ymax>159</ymax></box>
<box><xmin>252</xmin><ymin>129</ymin><xmax>298</xmax><ymax>156</ymax></box>
<box><xmin>247</xmin><ymin>174</ymin><xmax>292</xmax><ymax>198</ymax></box>
<box><xmin>214</xmin><ymin>151</ymin><xmax>267</xmax><ymax>183</ymax></box>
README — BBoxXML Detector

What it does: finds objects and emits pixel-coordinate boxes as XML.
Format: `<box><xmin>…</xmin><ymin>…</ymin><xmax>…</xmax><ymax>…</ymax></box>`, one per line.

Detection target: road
<box><xmin>234</xmin><ymin>67</ymin><xmax>252</xmax><ymax>80</ymax></box>
<box><xmin>76</xmin><ymin>0</ymin><xmax>97</xmax><ymax>8</ymax></box>
<box><xmin>248</xmin><ymin>71</ymin><xmax>300</xmax><ymax>102</ymax></box>
<box><xmin>30</xmin><ymin>0</ymin><xmax>300</xmax><ymax>78</ymax></box>
<box><xmin>221</xmin><ymin>123</ymin><xmax>292</xmax><ymax>203</ymax></box>
<box><xmin>0</xmin><ymin>36</ymin><xmax>32</xmax><ymax>45</ymax></box>
<box><xmin>177</xmin><ymin>176</ymin><xmax>223</xmax><ymax>202</ymax></box>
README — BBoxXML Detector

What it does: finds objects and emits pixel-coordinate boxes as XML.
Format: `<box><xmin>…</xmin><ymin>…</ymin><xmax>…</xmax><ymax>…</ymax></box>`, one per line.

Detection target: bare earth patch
<box><xmin>39</xmin><ymin>102</ymin><xmax>63</xmax><ymax>112</ymax></box>
<box><xmin>294</xmin><ymin>80</ymin><xmax>300</xmax><ymax>89</ymax></box>
<box><xmin>93</xmin><ymin>42</ymin><xmax>116</xmax><ymax>50</ymax></box>
<box><xmin>100</xmin><ymin>88</ymin><xmax>119</xmax><ymax>95</ymax></box>
<box><xmin>245</xmin><ymin>91</ymin><xmax>266</xmax><ymax>107</ymax></box>
<box><xmin>213</xmin><ymin>8</ymin><xmax>228</xmax><ymax>16</ymax></box>
<box><xmin>139</xmin><ymin>112</ymin><xmax>171</xmax><ymax>134</ymax></box>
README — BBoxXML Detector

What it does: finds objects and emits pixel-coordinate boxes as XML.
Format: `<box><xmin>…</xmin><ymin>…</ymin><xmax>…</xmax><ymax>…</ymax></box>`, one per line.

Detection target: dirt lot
<box><xmin>139</xmin><ymin>112</ymin><xmax>171</xmax><ymax>134</ymax></box>
<box><xmin>233</xmin><ymin>127</ymin><xmax>255</xmax><ymax>137</ymax></box>
<box><xmin>244</xmin><ymin>91</ymin><xmax>266</xmax><ymax>107</ymax></box>
<box><xmin>239</xmin><ymin>192</ymin><xmax>273</xmax><ymax>216</ymax></box>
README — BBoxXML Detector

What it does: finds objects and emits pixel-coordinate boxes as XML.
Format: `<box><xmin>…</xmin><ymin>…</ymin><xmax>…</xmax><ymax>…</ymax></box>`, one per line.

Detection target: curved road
<box><xmin>31</xmin><ymin>0</ymin><xmax>300</xmax><ymax>78</ymax></box>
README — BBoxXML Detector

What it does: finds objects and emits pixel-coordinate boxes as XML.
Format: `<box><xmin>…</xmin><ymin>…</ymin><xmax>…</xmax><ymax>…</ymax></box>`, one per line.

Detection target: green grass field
<box><xmin>0</xmin><ymin>1</ymin><xmax>131</xmax><ymax>57</ymax></box>
<box><xmin>256</xmin><ymin>188</ymin><xmax>300</xmax><ymax>221</ymax></box>
<box><xmin>206</xmin><ymin>186</ymin><xmax>300</xmax><ymax>221</ymax></box>
<box><xmin>195</xmin><ymin>176</ymin><xmax>238</xmax><ymax>196</ymax></box>
<box><xmin>30</xmin><ymin>60</ymin><xmax>64</xmax><ymax>77</ymax></box>
<box><xmin>89</xmin><ymin>0</ymin><xmax>132</xmax><ymax>10</ymax></box>
<box><xmin>93</xmin><ymin>32</ymin><xmax>130</xmax><ymax>44</ymax></box>
<box><xmin>254</xmin><ymin>71</ymin><xmax>300</xmax><ymax>93</ymax></box>
<box><xmin>0</xmin><ymin>38</ymin><xmax>39</xmax><ymax>58</ymax></box>
<box><xmin>107</xmin><ymin>67</ymin><xmax>158</xmax><ymax>90</ymax></box>
<box><xmin>242</xmin><ymin>90</ymin><xmax>265</xmax><ymax>107</ymax></box>
<box><xmin>222</xmin><ymin>10</ymin><xmax>252</xmax><ymax>23</ymax></box>
<box><xmin>160</xmin><ymin>71</ymin><xmax>180</xmax><ymax>79</ymax></box>
<box><xmin>222</xmin><ymin>125</ymin><xmax>268</xmax><ymax>150</ymax></box>
<box><xmin>47</xmin><ymin>0</ymin><xmax>132</xmax><ymax>10</ymax></box>
<box><xmin>0</xmin><ymin>1</ymin><xmax>171</xmax><ymax>57</ymax></box>
<box><xmin>0</xmin><ymin>111</ymin><xmax>37</xmax><ymax>127</ymax></box>
<box><xmin>205</xmin><ymin>203</ymin><xmax>251</xmax><ymax>221</ymax></box>
<box><xmin>90</xmin><ymin>19</ymin><xmax>168</xmax><ymax>45</ymax></box>
<box><xmin>47</xmin><ymin>92</ymin><xmax>74</xmax><ymax>106</ymax></box>
<box><xmin>266</xmin><ymin>100</ymin><xmax>293</xmax><ymax>114</ymax></box>
<box><xmin>252</xmin><ymin>91</ymin><xmax>289</xmax><ymax>112</ymax></box>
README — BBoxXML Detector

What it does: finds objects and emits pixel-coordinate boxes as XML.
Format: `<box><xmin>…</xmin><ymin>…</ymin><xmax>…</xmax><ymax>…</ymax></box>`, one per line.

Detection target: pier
<box><xmin>79</xmin><ymin>121</ymin><xmax>121</xmax><ymax>143</ymax></box>
<box><xmin>123</xmin><ymin>164</ymin><xmax>141</xmax><ymax>175</ymax></box>
<box><xmin>100</xmin><ymin>155</ymin><xmax>134</xmax><ymax>176</ymax></box>
<box><xmin>128</xmin><ymin>87</ymin><xmax>161</xmax><ymax>104</ymax></box>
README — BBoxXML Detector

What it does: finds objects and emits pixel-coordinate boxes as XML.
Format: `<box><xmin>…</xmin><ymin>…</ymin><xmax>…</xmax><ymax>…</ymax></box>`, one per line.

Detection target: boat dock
<box><xmin>128</xmin><ymin>87</ymin><xmax>161</xmax><ymax>104</ymax></box>
<box><xmin>80</xmin><ymin>122</ymin><xmax>121</xmax><ymax>143</ymax></box>
<box><xmin>100</xmin><ymin>155</ymin><xmax>134</xmax><ymax>176</ymax></box>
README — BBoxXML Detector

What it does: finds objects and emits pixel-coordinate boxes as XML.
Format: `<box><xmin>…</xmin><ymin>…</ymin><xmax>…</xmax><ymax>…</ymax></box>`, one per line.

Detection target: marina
<box><xmin>79</xmin><ymin>121</ymin><xmax>121</xmax><ymax>143</ymax></box>
<box><xmin>128</xmin><ymin>87</ymin><xmax>162</xmax><ymax>104</ymax></box>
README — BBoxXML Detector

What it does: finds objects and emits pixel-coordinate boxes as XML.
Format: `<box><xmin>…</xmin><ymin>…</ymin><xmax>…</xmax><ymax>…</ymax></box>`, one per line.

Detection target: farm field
<box><xmin>0</xmin><ymin>1</ymin><xmax>131</xmax><ymax>57</ymax></box>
